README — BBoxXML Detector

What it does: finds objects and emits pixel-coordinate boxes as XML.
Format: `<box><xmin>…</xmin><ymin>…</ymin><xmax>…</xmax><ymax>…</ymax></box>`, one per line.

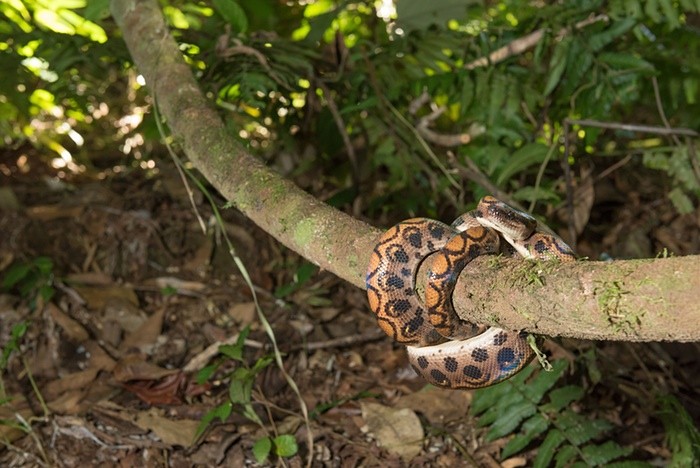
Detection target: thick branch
<box><xmin>111</xmin><ymin>0</ymin><xmax>700</xmax><ymax>342</ymax></box>
<box><xmin>416</xmin><ymin>255</ymin><xmax>700</xmax><ymax>342</ymax></box>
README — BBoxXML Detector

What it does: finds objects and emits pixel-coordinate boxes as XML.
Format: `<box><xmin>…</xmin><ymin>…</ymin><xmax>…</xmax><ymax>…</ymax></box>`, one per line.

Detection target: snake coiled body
<box><xmin>366</xmin><ymin>196</ymin><xmax>576</xmax><ymax>389</ymax></box>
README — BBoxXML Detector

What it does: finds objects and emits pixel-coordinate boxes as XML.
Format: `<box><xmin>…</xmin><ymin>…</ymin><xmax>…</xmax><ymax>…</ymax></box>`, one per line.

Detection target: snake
<box><xmin>366</xmin><ymin>196</ymin><xmax>576</xmax><ymax>389</ymax></box>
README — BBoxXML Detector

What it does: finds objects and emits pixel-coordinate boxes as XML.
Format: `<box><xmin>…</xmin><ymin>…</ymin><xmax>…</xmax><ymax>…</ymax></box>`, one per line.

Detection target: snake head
<box><xmin>475</xmin><ymin>196</ymin><xmax>537</xmax><ymax>241</ymax></box>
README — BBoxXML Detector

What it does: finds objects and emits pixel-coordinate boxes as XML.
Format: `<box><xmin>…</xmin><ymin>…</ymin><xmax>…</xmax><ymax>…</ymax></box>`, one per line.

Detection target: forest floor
<box><xmin>1</xmin><ymin>147</ymin><xmax>699</xmax><ymax>467</ymax></box>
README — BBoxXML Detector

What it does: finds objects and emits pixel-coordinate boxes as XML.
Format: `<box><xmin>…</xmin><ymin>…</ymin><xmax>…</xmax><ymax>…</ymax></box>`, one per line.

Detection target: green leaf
<box><xmin>241</xmin><ymin>402</ymin><xmax>262</xmax><ymax>424</ymax></box>
<box><xmin>588</xmin><ymin>18</ymin><xmax>636</xmax><ymax>52</ymax></box>
<box><xmin>2</xmin><ymin>263</ymin><xmax>30</xmax><ymax>289</ymax></box>
<box><xmin>304</xmin><ymin>9</ymin><xmax>338</xmax><ymax>44</ymax></box>
<box><xmin>501</xmin><ymin>413</ymin><xmax>549</xmax><ymax>458</ymax></box>
<box><xmin>559</xmin><ymin>412</ymin><xmax>611</xmax><ymax>445</ymax></box>
<box><xmin>82</xmin><ymin>0</ymin><xmax>110</xmax><ymax>21</ymax></box>
<box><xmin>598</xmin><ymin>52</ymin><xmax>653</xmax><ymax>71</ymax></box>
<box><xmin>218</xmin><ymin>326</ymin><xmax>250</xmax><ymax>361</ymax></box>
<box><xmin>274</xmin><ymin>262</ymin><xmax>318</xmax><ymax>298</ymax></box>
<box><xmin>471</xmin><ymin>364</ymin><xmax>535</xmax><ymax>416</ymax></box>
<box><xmin>668</xmin><ymin>188</ymin><xmax>695</xmax><ymax>214</ymax></box>
<box><xmin>522</xmin><ymin>359</ymin><xmax>569</xmax><ymax>403</ymax></box>
<box><xmin>195</xmin><ymin>402</ymin><xmax>232</xmax><ymax>439</ymax></box>
<box><xmin>486</xmin><ymin>400</ymin><xmax>537</xmax><ymax>441</ymax></box>
<box><xmin>219</xmin><ymin>343</ymin><xmax>244</xmax><ymax>361</ymax></box>
<box><xmin>581</xmin><ymin>440</ymin><xmax>633</xmax><ymax>465</ymax></box>
<box><xmin>1</xmin><ymin>321</ymin><xmax>27</xmax><ymax>369</ymax></box>
<box><xmin>495</xmin><ymin>143</ymin><xmax>550</xmax><ymax>187</ymax></box>
<box><xmin>38</xmin><ymin>284</ymin><xmax>55</xmax><ymax>302</ymax></box>
<box><xmin>544</xmin><ymin>38</ymin><xmax>571</xmax><ymax>96</ymax></box>
<box><xmin>33</xmin><ymin>256</ymin><xmax>53</xmax><ymax>275</ymax></box>
<box><xmin>195</xmin><ymin>362</ymin><xmax>220</xmax><ymax>385</ymax></box>
<box><xmin>477</xmin><ymin>387</ymin><xmax>524</xmax><ymax>426</ymax></box>
<box><xmin>511</xmin><ymin>186</ymin><xmax>560</xmax><ymax>204</ymax></box>
<box><xmin>273</xmin><ymin>434</ymin><xmax>299</xmax><ymax>457</ymax></box>
<box><xmin>542</xmin><ymin>385</ymin><xmax>584</xmax><ymax>412</ymax></box>
<box><xmin>229</xmin><ymin>368</ymin><xmax>254</xmax><ymax>404</ymax></box>
<box><xmin>251</xmin><ymin>354</ymin><xmax>275</xmax><ymax>373</ymax></box>
<box><xmin>212</xmin><ymin>0</ymin><xmax>248</xmax><ymax>33</ymax></box>
<box><xmin>252</xmin><ymin>437</ymin><xmax>272</xmax><ymax>463</ymax></box>
<box><xmin>533</xmin><ymin>429</ymin><xmax>565</xmax><ymax>468</ymax></box>
<box><xmin>554</xmin><ymin>444</ymin><xmax>578</xmax><ymax>467</ymax></box>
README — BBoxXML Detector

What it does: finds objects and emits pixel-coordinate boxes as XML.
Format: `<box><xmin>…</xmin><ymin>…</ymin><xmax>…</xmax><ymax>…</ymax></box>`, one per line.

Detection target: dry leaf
<box><xmin>133</xmin><ymin>407</ymin><xmax>200</xmax><ymax>447</ymax></box>
<box><xmin>25</xmin><ymin>204</ymin><xmax>83</xmax><ymax>221</ymax></box>
<box><xmin>85</xmin><ymin>340</ymin><xmax>117</xmax><ymax>372</ymax></box>
<box><xmin>502</xmin><ymin>456</ymin><xmax>528</xmax><ymax>468</ymax></box>
<box><xmin>47</xmin><ymin>388</ymin><xmax>84</xmax><ymax>414</ymax></box>
<box><xmin>64</xmin><ymin>272</ymin><xmax>113</xmax><ymax>285</ymax></box>
<box><xmin>361</xmin><ymin>401</ymin><xmax>423</xmax><ymax>461</ymax></box>
<box><xmin>44</xmin><ymin>368</ymin><xmax>99</xmax><ymax>400</ymax></box>
<box><xmin>122</xmin><ymin>372</ymin><xmax>188</xmax><ymax>405</ymax></box>
<box><xmin>396</xmin><ymin>386</ymin><xmax>472</xmax><ymax>423</ymax></box>
<box><xmin>72</xmin><ymin>284</ymin><xmax>139</xmax><ymax>310</ymax></box>
<box><xmin>120</xmin><ymin>307</ymin><xmax>165</xmax><ymax>353</ymax></box>
<box><xmin>228</xmin><ymin>302</ymin><xmax>256</xmax><ymax>324</ymax></box>
<box><xmin>113</xmin><ymin>354</ymin><xmax>179</xmax><ymax>382</ymax></box>
<box><xmin>46</xmin><ymin>302</ymin><xmax>89</xmax><ymax>342</ymax></box>
<box><xmin>149</xmin><ymin>276</ymin><xmax>207</xmax><ymax>294</ymax></box>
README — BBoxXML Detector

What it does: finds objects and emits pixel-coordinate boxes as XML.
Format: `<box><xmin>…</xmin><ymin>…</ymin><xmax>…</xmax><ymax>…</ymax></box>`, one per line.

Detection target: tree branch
<box><xmin>111</xmin><ymin>0</ymin><xmax>700</xmax><ymax>343</ymax></box>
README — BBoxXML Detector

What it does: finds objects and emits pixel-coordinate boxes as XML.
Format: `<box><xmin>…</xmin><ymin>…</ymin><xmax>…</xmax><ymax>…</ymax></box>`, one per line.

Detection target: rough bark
<box><xmin>111</xmin><ymin>0</ymin><xmax>700</xmax><ymax>342</ymax></box>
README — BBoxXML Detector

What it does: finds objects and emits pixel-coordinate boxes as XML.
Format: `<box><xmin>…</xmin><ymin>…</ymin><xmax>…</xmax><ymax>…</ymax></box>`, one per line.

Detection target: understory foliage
<box><xmin>472</xmin><ymin>361</ymin><xmax>634</xmax><ymax>466</ymax></box>
<box><xmin>2</xmin><ymin>0</ymin><xmax>699</xmax><ymax>214</ymax></box>
<box><xmin>472</xmin><ymin>358</ymin><xmax>700</xmax><ymax>466</ymax></box>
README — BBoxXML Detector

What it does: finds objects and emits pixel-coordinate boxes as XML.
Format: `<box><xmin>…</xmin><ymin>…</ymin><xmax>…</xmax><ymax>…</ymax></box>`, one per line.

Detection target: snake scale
<box><xmin>366</xmin><ymin>196</ymin><xmax>576</xmax><ymax>389</ymax></box>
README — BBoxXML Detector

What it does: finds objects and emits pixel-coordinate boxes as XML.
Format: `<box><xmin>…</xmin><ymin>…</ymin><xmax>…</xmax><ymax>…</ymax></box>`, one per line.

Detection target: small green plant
<box><xmin>194</xmin><ymin>326</ymin><xmax>298</xmax><ymax>463</ymax></box>
<box><xmin>252</xmin><ymin>434</ymin><xmax>298</xmax><ymax>464</ymax></box>
<box><xmin>656</xmin><ymin>394</ymin><xmax>700</xmax><ymax>467</ymax></box>
<box><xmin>2</xmin><ymin>257</ymin><xmax>56</xmax><ymax>310</ymax></box>
<box><xmin>471</xmin><ymin>360</ymin><xmax>635</xmax><ymax>466</ymax></box>
<box><xmin>1</xmin><ymin>321</ymin><xmax>28</xmax><ymax>406</ymax></box>
<box><xmin>1</xmin><ymin>320</ymin><xmax>49</xmax><ymax>462</ymax></box>
<box><xmin>274</xmin><ymin>261</ymin><xmax>318</xmax><ymax>299</ymax></box>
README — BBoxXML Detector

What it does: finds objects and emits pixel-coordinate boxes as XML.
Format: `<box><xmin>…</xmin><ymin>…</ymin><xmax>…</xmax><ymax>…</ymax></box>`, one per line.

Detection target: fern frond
<box><xmin>471</xmin><ymin>359</ymin><xmax>637</xmax><ymax>466</ymax></box>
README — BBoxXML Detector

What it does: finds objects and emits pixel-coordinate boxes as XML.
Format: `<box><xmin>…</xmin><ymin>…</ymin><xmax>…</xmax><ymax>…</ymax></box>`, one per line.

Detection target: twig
<box><xmin>466</xmin><ymin>14</ymin><xmax>609</xmax><ymax>69</ymax></box>
<box><xmin>562</xmin><ymin>123</ymin><xmax>577</xmax><ymax>250</ymax></box>
<box><xmin>652</xmin><ymin>77</ymin><xmax>700</xmax><ymax>186</ymax></box>
<box><xmin>409</xmin><ymin>93</ymin><xmax>485</xmax><ymax>147</ymax></box>
<box><xmin>291</xmin><ymin>330</ymin><xmax>386</xmax><ymax>352</ymax></box>
<box><xmin>315</xmin><ymin>79</ymin><xmax>360</xmax><ymax>189</ymax></box>
<box><xmin>595</xmin><ymin>154</ymin><xmax>632</xmax><ymax>181</ymax></box>
<box><xmin>565</xmin><ymin>119</ymin><xmax>698</xmax><ymax>137</ymax></box>
<box><xmin>447</xmin><ymin>153</ymin><xmax>523</xmax><ymax>210</ymax></box>
<box><xmin>651</xmin><ymin>76</ymin><xmax>682</xmax><ymax>146</ymax></box>
<box><xmin>183</xmin><ymin>333</ymin><xmax>264</xmax><ymax>373</ymax></box>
